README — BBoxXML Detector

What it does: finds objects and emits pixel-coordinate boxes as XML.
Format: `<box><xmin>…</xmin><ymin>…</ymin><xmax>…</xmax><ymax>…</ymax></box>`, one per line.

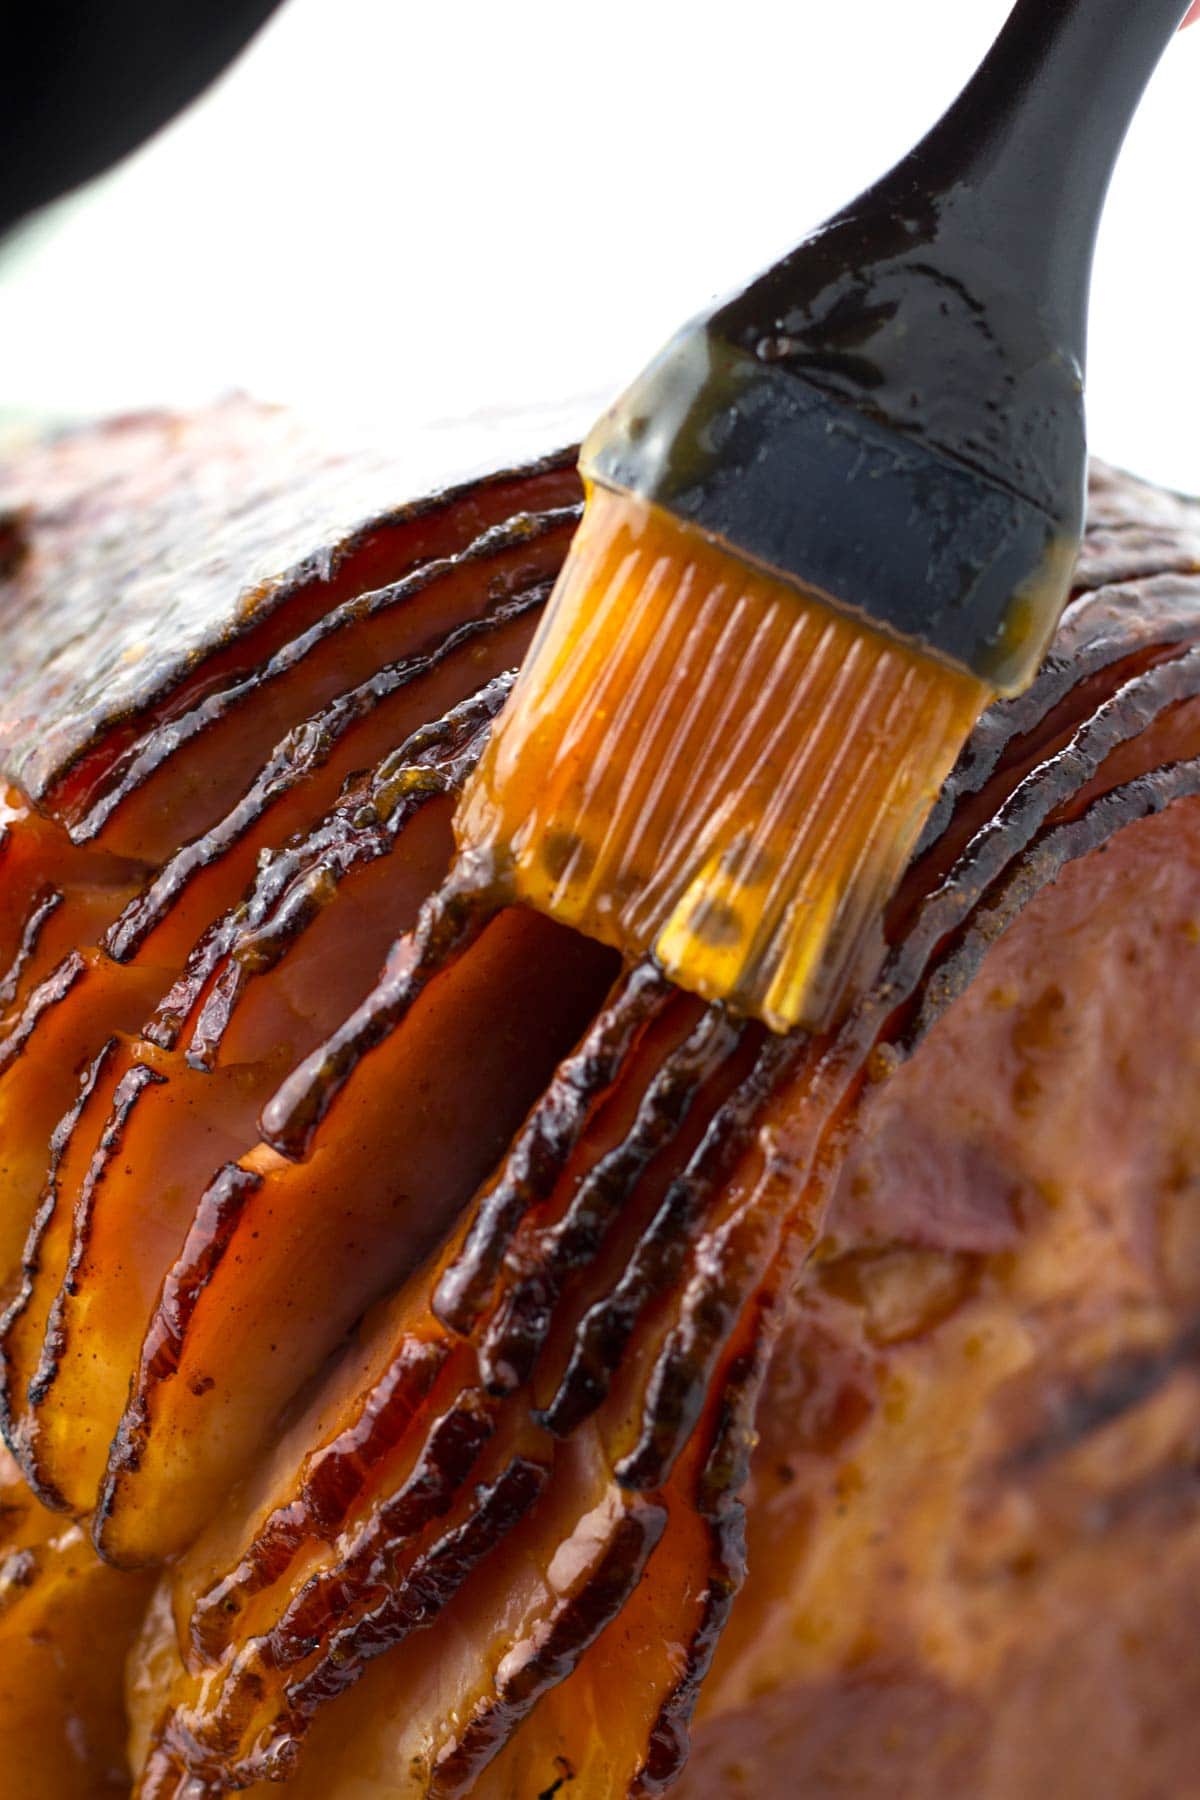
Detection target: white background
<box><xmin>1</xmin><ymin>0</ymin><xmax>1196</xmax><ymax>492</ymax></box>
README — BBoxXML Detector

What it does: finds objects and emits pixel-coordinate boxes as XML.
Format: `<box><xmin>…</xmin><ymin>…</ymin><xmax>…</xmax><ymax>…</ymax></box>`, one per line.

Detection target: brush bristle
<box><xmin>455</xmin><ymin>486</ymin><xmax>990</xmax><ymax>1032</ymax></box>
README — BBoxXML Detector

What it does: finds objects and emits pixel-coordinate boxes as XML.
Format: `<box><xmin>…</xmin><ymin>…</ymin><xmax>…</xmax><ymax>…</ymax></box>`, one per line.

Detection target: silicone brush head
<box><xmin>454</xmin><ymin>485</ymin><xmax>988</xmax><ymax>1032</ymax></box>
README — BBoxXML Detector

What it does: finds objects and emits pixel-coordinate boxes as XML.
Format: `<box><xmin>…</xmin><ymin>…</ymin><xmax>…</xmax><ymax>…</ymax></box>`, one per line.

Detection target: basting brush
<box><xmin>455</xmin><ymin>0</ymin><xmax>1192</xmax><ymax>1033</ymax></box>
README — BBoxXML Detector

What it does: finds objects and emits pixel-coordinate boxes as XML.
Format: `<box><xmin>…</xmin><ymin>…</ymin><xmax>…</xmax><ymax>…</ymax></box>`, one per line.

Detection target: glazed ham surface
<box><xmin>0</xmin><ymin>403</ymin><xmax>1198</xmax><ymax>1797</ymax></box>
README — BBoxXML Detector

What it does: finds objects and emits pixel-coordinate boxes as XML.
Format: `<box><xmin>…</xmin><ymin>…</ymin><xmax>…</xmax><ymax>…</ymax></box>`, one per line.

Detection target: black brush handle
<box><xmin>717</xmin><ymin>0</ymin><xmax>1193</xmax><ymax>490</ymax></box>
<box><xmin>914</xmin><ymin>0</ymin><xmax>1192</xmax><ymax>354</ymax></box>
<box><xmin>587</xmin><ymin>0</ymin><xmax>1192</xmax><ymax>691</ymax></box>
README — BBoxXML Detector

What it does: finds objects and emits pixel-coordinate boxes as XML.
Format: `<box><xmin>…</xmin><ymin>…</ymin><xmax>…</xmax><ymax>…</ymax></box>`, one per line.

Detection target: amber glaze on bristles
<box><xmin>455</xmin><ymin>486</ymin><xmax>989</xmax><ymax>1031</ymax></box>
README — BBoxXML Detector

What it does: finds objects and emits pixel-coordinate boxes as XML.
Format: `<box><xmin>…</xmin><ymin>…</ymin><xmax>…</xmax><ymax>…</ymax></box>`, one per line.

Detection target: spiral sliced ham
<box><xmin>0</xmin><ymin>404</ymin><xmax>1198</xmax><ymax>1796</ymax></box>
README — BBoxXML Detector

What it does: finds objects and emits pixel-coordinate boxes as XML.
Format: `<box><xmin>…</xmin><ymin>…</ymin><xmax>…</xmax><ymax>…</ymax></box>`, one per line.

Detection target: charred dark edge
<box><xmin>428</xmin><ymin>1503</ymin><xmax>670</xmax><ymax>1800</ymax></box>
<box><xmin>166</xmin><ymin>1174</ymin><xmax>271</xmax><ymax>1375</ymax></box>
<box><xmin>186</xmin><ymin>888</ymin><xmax>333</xmax><ymax>1067</ymax></box>
<box><xmin>864</xmin><ymin>640</ymin><xmax>1200</xmax><ymax>1069</ymax></box>
<box><xmin>149</xmin><ymin>676</ymin><xmax>511</xmax><ymax>1057</ymax></box>
<box><xmin>867</xmin><ymin>646</ymin><xmax>1200</xmax><ymax>1059</ymax></box>
<box><xmin>434</xmin><ymin>962</ymin><xmax>673</xmax><ymax>1338</ymax></box>
<box><xmin>0</xmin><ymin>1038</ymin><xmax>116</xmax><ymax>1468</ymax></box>
<box><xmin>212</xmin><ymin>1456</ymin><xmax>549</xmax><ymax>1781</ymax></box>
<box><xmin>104</xmin><ymin>583</ymin><xmax>548</xmax><ymax>965</ymax></box>
<box><xmin>96</xmin><ymin>1163</ymin><xmax>264</xmax><ymax>1560</ymax></box>
<box><xmin>0</xmin><ymin>950</ymin><xmax>86</xmax><ymax>1081</ymax></box>
<box><xmin>0</xmin><ymin>885</ymin><xmax>62</xmax><ymax>1013</ymax></box>
<box><xmin>260</xmin><ymin>873</ymin><xmax>495</xmax><ymax>1161</ymax></box>
<box><xmin>27</xmin><ymin>1060</ymin><xmax>165</xmax><ymax>1422</ymax></box>
<box><xmin>631</xmin><ymin>1320</ymin><xmax>769</xmax><ymax>1798</ymax></box>
<box><xmin>177</xmin><ymin>690</ymin><xmax>507</xmax><ymax>1067</ymax></box>
<box><xmin>906</xmin><ymin>753</ymin><xmax>1200</xmax><ymax>1050</ymax></box>
<box><xmin>183</xmin><ymin>1384</ymin><xmax>505</xmax><ymax>1756</ymax></box>
<box><xmin>918</xmin><ymin>577</ymin><xmax>1200</xmax><ymax>853</ymax></box>
<box><xmin>613</xmin><ymin>1197</ymin><xmax>796</xmax><ymax>1495</ymax></box>
<box><xmin>479</xmin><ymin>1007</ymin><xmax>746</xmax><ymax>1396</ymax></box>
<box><xmin>188</xmin><ymin>1335</ymin><xmax>450</xmax><ymax>1664</ymax></box>
<box><xmin>67</xmin><ymin>495</ymin><xmax>580</xmax><ymax>844</ymax></box>
<box><xmin>540</xmin><ymin>1032</ymin><xmax>797</xmax><ymax>1440</ymax></box>
<box><xmin>262</xmin><ymin>1387</ymin><xmax>500</xmax><ymax>1674</ymax></box>
<box><xmin>368</xmin><ymin>677</ymin><xmax>513</xmax><ymax>822</ymax></box>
